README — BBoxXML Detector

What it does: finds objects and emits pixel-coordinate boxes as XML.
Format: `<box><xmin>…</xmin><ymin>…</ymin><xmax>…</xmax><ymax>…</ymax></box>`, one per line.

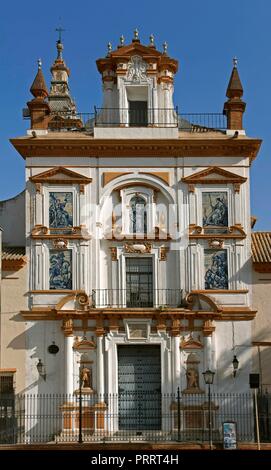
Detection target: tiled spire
<box><xmin>223</xmin><ymin>58</ymin><xmax>246</xmax><ymax>130</ymax></box>
<box><xmin>30</xmin><ymin>59</ymin><xmax>48</xmax><ymax>99</ymax></box>
<box><xmin>48</xmin><ymin>38</ymin><xmax>76</xmax><ymax>113</ymax></box>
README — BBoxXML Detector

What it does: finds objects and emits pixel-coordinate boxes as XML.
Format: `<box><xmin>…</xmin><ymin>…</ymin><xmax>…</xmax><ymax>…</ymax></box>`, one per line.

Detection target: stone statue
<box><xmin>80</xmin><ymin>366</ymin><xmax>92</xmax><ymax>389</ymax></box>
<box><xmin>186</xmin><ymin>367</ymin><xmax>199</xmax><ymax>389</ymax></box>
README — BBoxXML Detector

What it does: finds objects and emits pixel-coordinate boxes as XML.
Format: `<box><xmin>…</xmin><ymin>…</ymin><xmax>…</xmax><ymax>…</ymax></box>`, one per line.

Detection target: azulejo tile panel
<box><xmin>49</xmin><ymin>192</ymin><xmax>73</xmax><ymax>228</ymax></box>
<box><xmin>202</xmin><ymin>192</ymin><xmax>228</xmax><ymax>228</ymax></box>
<box><xmin>204</xmin><ymin>249</ymin><xmax>228</xmax><ymax>290</ymax></box>
<box><xmin>49</xmin><ymin>250</ymin><xmax>72</xmax><ymax>290</ymax></box>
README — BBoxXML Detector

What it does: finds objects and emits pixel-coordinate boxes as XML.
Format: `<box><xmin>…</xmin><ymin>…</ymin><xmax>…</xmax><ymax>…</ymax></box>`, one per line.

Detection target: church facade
<box><xmin>1</xmin><ymin>31</ymin><xmax>262</xmax><ymax>436</ymax></box>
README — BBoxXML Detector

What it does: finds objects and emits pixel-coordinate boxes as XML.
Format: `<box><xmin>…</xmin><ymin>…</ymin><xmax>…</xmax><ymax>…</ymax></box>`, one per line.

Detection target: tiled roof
<box><xmin>251</xmin><ymin>232</ymin><xmax>271</xmax><ymax>263</ymax></box>
<box><xmin>1</xmin><ymin>247</ymin><xmax>25</xmax><ymax>261</ymax></box>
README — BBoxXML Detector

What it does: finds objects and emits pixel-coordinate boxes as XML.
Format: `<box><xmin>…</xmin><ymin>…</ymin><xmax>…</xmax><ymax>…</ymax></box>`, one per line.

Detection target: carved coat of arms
<box><xmin>127</xmin><ymin>55</ymin><xmax>147</xmax><ymax>82</ymax></box>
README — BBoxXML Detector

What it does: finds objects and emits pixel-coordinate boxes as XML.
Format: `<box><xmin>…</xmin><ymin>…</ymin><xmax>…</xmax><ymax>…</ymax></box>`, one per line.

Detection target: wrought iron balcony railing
<box><xmin>25</xmin><ymin>108</ymin><xmax>227</xmax><ymax>132</ymax></box>
<box><xmin>94</xmin><ymin>107</ymin><xmax>178</xmax><ymax>128</ymax></box>
<box><xmin>91</xmin><ymin>289</ymin><xmax>183</xmax><ymax>308</ymax></box>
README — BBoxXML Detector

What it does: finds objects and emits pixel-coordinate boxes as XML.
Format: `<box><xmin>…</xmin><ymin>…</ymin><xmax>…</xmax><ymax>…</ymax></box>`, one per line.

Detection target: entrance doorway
<box><xmin>118</xmin><ymin>345</ymin><xmax>161</xmax><ymax>430</ymax></box>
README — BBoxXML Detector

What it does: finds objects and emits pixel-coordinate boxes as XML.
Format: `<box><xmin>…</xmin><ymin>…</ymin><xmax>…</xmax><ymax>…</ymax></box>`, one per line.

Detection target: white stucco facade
<box><xmin>1</xmin><ymin>35</ymin><xmax>262</xmax><ymax>442</ymax></box>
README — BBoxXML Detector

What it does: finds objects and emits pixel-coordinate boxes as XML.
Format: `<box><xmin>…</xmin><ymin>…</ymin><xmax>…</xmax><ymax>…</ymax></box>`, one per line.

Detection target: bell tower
<box><xmin>95</xmin><ymin>30</ymin><xmax>178</xmax><ymax>134</ymax></box>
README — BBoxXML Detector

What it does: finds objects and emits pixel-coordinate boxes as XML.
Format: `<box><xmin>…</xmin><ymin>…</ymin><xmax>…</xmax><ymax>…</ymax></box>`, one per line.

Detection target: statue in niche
<box><xmin>186</xmin><ymin>367</ymin><xmax>199</xmax><ymax>389</ymax></box>
<box><xmin>183</xmin><ymin>352</ymin><xmax>204</xmax><ymax>394</ymax></box>
<box><xmin>80</xmin><ymin>366</ymin><xmax>92</xmax><ymax>390</ymax></box>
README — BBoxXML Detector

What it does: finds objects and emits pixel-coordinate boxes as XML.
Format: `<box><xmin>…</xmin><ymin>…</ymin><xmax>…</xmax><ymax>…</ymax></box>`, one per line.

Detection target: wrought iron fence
<box><xmin>91</xmin><ymin>289</ymin><xmax>184</xmax><ymax>308</ymax></box>
<box><xmin>1</xmin><ymin>391</ymin><xmax>270</xmax><ymax>445</ymax></box>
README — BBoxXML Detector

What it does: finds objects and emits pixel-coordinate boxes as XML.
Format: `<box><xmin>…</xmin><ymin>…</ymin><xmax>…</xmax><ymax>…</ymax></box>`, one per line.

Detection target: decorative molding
<box><xmin>73</xmin><ymin>337</ymin><xmax>96</xmax><ymax>350</ymax></box>
<box><xmin>114</xmin><ymin>181</ymin><xmax>161</xmax><ymax>193</ymax></box>
<box><xmin>62</xmin><ymin>318</ymin><xmax>73</xmax><ymax>336</ymax></box>
<box><xmin>140</xmin><ymin>171</ymin><xmax>170</xmax><ymax>185</ymax></box>
<box><xmin>124</xmin><ymin>241</ymin><xmax>152</xmax><ymax>254</ymax></box>
<box><xmin>109</xmin><ymin>230</ymin><xmax>171</xmax><ymax>242</ymax></box>
<box><xmin>182</xmin><ymin>166</ymin><xmax>247</xmax><ymax>185</ymax></box>
<box><xmin>108</xmin><ymin>315</ymin><xmax>120</xmax><ymax>332</ymax></box>
<box><xmin>171</xmin><ymin>318</ymin><xmax>181</xmax><ymax>336</ymax></box>
<box><xmin>53</xmin><ymin>238</ymin><xmax>68</xmax><ymax>249</ymax></box>
<box><xmin>103</xmin><ymin>172</ymin><xmax>132</xmax><ymax>186</ymax></box>
<box><xmin>180</xmin><ymin>333</ymin><xmax>203</xmax><ymax>349</ymax></box>
<box><xmin>21</xmin><ymin>306</ymin><xmax>256</xmax><ymax>322</ymax></box>
<box><xmin>208</xmin><ymin>239</ymin><xmax>224</xmax><ymax>248</ymax></box>
<box><xmin>11</xmin><ymin>138</ymin><xmax>262</xmax><ymax>162</ymax></box>
<box><xmin>95</xmin><ymin>315</ymin><xmax>105</xmax><ymax>336</ymax></box>
<box><xmin>29</xmin><ymin>166</ymin><xmax>92</xmax><ymax>186</ymax></box>
<box><xmin>31</xmin><ymin>224</ymin><xmax>91</xmax><ymax>240</ymax></box>
<box><xmin>186</xmin><ymin>292</ymin><xmax>222</xmax><ymax>313</ymax></box>
<box><xmin>202</xmin><ymin>320</ymin><xmax>216</xmax><ymax>337</ymax></box>
<box><xmin>35</xmin><ymin>182</ymin><xmax>42</xmax><ymax>193</ymax></box>
<box><xmin>75</xmin><ymin>292</ymin><xmax>90</xmax><ymax>308</ymax></box>
<box><xmin>159</xmin><ymin>246</ymin><xmax>169</xmax><ymax>260</ymax></box>
<box><xmin>156</xmin><ymin>314</ymin><xmax>167</xmax><ymax>331</ymax></box>
<box><xmin>189</xmin><ymin>223</ymin><xmax>246</xmax><ymax>240</ymax></box>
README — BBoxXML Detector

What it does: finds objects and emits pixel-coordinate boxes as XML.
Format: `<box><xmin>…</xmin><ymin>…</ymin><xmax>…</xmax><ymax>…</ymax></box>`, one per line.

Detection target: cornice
<box><xmin>10</xmin><ymin>137</ymin><xmax>262</xmax><ymax>162</ymax></box>
<box><xmin>20</xmin><ymin>306</ymin><xmax>256</xmax><ymax>322</ymax></box>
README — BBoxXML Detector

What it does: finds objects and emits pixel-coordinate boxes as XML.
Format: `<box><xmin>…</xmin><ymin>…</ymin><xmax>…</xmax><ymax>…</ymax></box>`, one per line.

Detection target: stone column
<box><xmin>97</xmin><ymin>335</ymin><xmax>105</xmax><ymax>400</ymax></box>
<box><xmin>63</xmin><ymin>319</ymin><xmax>74</xmax><ymax>398</ymax></box>
<box><xmin>203</xmin><ymin>320</ymin><xmax>215</xmax><ymax>370</ymax></box>
<box><xmin>172</xmin><ymin>335</ymin><xmax>181</xmax><ymax>395</ymax></box>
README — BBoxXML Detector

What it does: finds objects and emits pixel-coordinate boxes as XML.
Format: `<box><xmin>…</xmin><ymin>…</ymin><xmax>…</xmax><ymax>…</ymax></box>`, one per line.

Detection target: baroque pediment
<box><xmin>182</xmin><ymin>167</ymin><xmax>247</xmax><ymax>186</ymax></box>
<box><xmin>30</xmin><ymin>167</ymin><xmax>92</xmax><ymax>185</ymax></box>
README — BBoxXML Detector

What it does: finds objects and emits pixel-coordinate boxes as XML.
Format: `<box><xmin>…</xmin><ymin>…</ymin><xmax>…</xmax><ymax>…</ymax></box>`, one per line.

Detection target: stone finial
<box><xmin>149</xmin><ymin>34</ymin><xmax>155</xmax><ymax>48</ymax></box>
<box><xmin>38</xmin><ymin>58</ymin><xmax>42</xmax><ymax>69</ymax></box>
<box><xmin>132</xmin><ymin>28</ymin><xmax>140</xmax><ymax>43</ymax></box>
<box><xmin>233</xmin><ymin>56</ymin><xmax>238</xmax><ymax>68</ymax></box>
<box><xmin>107</xmin><ymin>42</ymin><xmax>112</xmax><ymax>55</ymax></box>
<box><xmin>163</xmin><ymin>41</ymin><xmax>168</xmax><ymax>54</ymax></box>
<box><xmin>56</xmin><ymin>39</ymin><xmax>64</xmax><ymax>60</ymax></box>
<box><xmin>120</xmin><ymin>35</ymin><xmax>125</xmax><ymax>46</ymax></box>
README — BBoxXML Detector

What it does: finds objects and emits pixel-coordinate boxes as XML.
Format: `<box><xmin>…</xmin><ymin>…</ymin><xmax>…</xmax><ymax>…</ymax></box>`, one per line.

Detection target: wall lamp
<box><xmin>232</xmin><ymin>355</ymin><xmax>239</xmax><ymax>378</ymax></box>
<box><xmin>37</xmin><ymin>359</ymin><xmax>46</xmax><ymax>381</ymax></box>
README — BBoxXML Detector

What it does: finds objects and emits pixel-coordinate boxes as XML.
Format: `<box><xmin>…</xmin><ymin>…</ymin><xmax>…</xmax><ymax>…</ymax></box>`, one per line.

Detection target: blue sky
<box><xmin>0</xmin><ymin>0</ymin><xmax>270</xmax><ymax>230</ymax></box>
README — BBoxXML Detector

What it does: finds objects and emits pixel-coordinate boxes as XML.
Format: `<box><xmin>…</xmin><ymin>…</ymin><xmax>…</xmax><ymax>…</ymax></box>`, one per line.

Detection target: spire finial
<box><xmin>55</xmin><ymin>23</ymin><xmax>65</xmax><ymax>60</ymax></box>
<box><xmin>233</xmin><ymin>56</ymin><xmax>238</xmax><ymax>68</ymax></box>
<box><xmin>38</xmin><ymin>58</ymin><xmax>42</xmax><ymax>69</ymax></box>
<box><xmin>149</xmin><ymin>34</ymin><xmax>155</xmax><ymax>47</ymax></box>
<box><xmin>134</xmin><ymin>28</ymin><xmax>139</xmax><ymax>40</ymax></box>
<box><xmin>120</xmin><ymin>35</ymin><xmax>125</xmax><ymax>46</ymax></box>
<box><xmin>107</xmin><ymin>42</ymin><xmax>112</xmax><ymax>56</ymax></box>
<box><xmin>163</xmin><ymin>41</ymin><xmax>168</xmax><ymax>54</ymax></box>
<box><xmin>55</xmin><ymin>25</ymin><xmax>65</xmax><ymax>43</ymax></box>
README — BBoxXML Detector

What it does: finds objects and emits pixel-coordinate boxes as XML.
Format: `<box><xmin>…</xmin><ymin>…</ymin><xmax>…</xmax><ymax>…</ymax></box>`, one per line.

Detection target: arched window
<box><xmin>130</xmin><ymin>195</ymin><xmax>147</xmax><ymax>233</ymax></box>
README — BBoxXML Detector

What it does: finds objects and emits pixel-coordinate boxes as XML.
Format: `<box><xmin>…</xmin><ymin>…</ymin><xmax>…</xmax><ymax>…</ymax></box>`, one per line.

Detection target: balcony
<box><xmin>94</xmin><ymin>107</ymin><xmax>178</xmax><ymax>128</ymax></box>
<box><xmin>91</xmin><ymin>289</ymin><xmax>183</xmax><ymax>309</ymax></box>
<box><xmin>40</xmin><ymin>110</ymin><xmax>227</xmax><ymax>133</ymax></box>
